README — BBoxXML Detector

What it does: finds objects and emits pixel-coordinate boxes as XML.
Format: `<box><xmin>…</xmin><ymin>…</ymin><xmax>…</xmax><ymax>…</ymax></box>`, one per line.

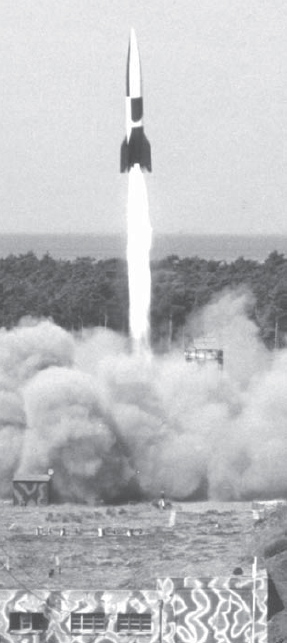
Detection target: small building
<box><xmin>13</xmin><ymin>475</ymin><xmax>51</xmax><ymax>506</ymax></box>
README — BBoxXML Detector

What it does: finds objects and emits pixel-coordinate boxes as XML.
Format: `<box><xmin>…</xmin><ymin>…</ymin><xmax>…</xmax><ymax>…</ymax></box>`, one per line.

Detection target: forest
<box><xmin>0</xmin><ymin>249</ymin><xmax>286</xmax><ymax>349</ymax></box>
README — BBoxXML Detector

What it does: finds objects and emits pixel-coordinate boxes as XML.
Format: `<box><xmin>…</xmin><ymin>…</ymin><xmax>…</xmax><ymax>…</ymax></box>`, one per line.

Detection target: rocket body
<box><xmin>120</xmin><ymin>29</ymin><xmax>152</xmax><ymax>173</ymax></box>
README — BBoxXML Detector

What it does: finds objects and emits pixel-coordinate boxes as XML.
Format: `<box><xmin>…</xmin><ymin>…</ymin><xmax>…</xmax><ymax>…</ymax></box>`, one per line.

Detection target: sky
<box><xmin>0</xmin><ymin>0</ymin><xmax>287</xmax><ymax>235</ymax></box>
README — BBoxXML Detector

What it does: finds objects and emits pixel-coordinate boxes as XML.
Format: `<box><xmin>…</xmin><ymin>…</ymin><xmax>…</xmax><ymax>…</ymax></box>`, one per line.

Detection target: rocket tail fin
<box><xmin>120</xmin><ymin>131</ymin><xmax>152</xmax><ymax>172</ymax></box>
<box><xmin>141</xmin><ymin>133</ymin><xmax>152</xmax><ymax>172</ymax></box>
<box><xmin>120</xmin><ymin>138</ymin><xmax>129</xmax><ymax>173</ymax></box>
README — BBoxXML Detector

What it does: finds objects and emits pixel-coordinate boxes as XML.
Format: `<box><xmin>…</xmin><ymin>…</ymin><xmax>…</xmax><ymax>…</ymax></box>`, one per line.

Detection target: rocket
<box><xmin>120</xmin><ymin>28</ymin><xmax>152</xmax><ymax>173</ymax></box>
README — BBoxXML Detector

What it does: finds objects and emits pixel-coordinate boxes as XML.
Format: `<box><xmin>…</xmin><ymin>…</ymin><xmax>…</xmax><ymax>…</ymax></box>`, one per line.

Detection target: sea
<box><xmin>0</xmin><ymin>233</ymin><xmax>286</xmax><ymax>263</ymax></box>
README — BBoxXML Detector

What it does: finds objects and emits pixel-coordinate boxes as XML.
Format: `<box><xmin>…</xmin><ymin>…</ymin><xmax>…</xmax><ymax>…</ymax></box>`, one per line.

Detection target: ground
<box><xmin>0</xmin><ymin>500</ymin><xmax>254</xmax><ymax>589</ymax></box>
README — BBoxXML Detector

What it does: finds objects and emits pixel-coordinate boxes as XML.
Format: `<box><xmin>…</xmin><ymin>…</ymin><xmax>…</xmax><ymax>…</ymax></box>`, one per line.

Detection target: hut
<box><xmin>13</xmin><ymin>474</ymin><xmax>51</xmax><ymax>506</ymax></box>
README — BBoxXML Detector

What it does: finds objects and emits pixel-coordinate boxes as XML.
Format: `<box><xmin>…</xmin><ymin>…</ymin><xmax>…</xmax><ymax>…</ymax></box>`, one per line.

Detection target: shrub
<box><xmin>264</xmin><ymin>537</ymin><xmax>287</xmax><ymax>558</ymax></box>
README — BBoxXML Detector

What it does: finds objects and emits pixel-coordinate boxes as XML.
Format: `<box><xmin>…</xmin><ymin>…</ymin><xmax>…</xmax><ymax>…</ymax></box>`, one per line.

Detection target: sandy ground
<box><xmin>0</xmin><ymin>500</ymin><xmax>256</xmax><ymax>589</ymax></box>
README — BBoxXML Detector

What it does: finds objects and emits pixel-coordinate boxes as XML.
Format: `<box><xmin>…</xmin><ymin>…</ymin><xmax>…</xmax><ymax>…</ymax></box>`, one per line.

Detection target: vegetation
<box><xmin>0</xmin><ymin>501</ymin><xmax>253</xmax><ymax>589</ymax></box>
<box><xmin>249</xmin><ymin>507</ymin><xmax>287</xmax><ymax>642</ymax></box>
<box><xmin>0</xmin><ymin>250</ymin><xmax>287</xmax><ymax>347</ymax></box>
<box><xmin>264</xmin><ymin>537</ymin><xmax>287</xmax><ymax>558</ymax></box>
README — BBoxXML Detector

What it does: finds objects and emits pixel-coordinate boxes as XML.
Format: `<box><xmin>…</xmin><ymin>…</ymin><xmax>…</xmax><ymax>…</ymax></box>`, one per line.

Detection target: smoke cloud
<box><xmin>1</xmin><ymin>293</ymin><xmax>287</xmax><ymax>503</ymax></box>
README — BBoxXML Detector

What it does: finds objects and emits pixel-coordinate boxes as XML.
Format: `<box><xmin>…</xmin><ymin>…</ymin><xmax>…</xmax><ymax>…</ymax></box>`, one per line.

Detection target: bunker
<box><xmin>0</xmin><ymin>570</ymin><xmax>268</xmax><ymax>642</ymax></box>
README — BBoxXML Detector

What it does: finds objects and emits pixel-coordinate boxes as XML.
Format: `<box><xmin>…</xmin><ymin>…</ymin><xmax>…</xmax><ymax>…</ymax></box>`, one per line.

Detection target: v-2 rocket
<box><xmin>120</xmin><ymin>28</ymin><xmax>152</xmax><ymax>173</ymax></box>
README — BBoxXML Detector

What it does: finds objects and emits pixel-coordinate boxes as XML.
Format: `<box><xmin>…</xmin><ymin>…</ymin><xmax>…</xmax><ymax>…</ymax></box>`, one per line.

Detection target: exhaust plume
<box><xmin>127</xmin><ymin>165</ymin><xmax>152</xmax><ymax>351</ymax></box>
<box><xmin>0</xmin><ymin>293</ymin><xmax>287</xmax><ymax>503</ymax></box>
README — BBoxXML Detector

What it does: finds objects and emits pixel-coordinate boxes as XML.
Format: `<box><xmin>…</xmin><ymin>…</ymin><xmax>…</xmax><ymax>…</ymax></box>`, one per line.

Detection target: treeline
<box><xmin>0</xmin><ymin>250</ymin><xmax>287</xmax><ymax>348</ymax></box>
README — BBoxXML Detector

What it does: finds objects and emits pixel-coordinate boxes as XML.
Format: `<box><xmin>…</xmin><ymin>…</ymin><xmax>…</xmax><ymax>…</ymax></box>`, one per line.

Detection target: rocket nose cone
<box><xmin>130</xmin><ymin>27</ymin><xmax>137</xmax><ymax>45</ymax></box>
<box><xmin>127</xmin><ymin>27</ymin><xmax>141</xmax><ymax>98</ymax></box>
<box><xmin>129</xmin><ymin>27</ymin><xmax>139</xmax><ymax>59</ymax></box>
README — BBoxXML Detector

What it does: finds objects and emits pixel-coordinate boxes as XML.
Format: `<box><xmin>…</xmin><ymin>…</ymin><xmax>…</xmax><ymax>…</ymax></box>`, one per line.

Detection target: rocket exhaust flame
<box><xmin>127</xmin><ymin>165</ymin><xmax>152</xmax><ymax>350</ymax></box>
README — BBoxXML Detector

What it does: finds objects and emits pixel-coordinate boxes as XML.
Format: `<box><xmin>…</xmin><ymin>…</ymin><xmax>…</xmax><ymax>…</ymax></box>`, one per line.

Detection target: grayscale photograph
<box><xmin>0</xmin><ymin>1</ymin><xmax>286</xmax><ymax>641</ymax></box>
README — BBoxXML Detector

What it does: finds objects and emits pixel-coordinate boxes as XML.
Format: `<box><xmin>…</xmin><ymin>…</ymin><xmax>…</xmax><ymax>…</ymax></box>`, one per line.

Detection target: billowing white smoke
<box><xmin>0</xmin><ymin>319</ymin><xmax>74</xmax><ymax>496</ymax></box>
<box><xmin>21</xmin><ymin>368</ymin><xmax>132</xmax><ymax>503</ymax></box>
<box><xmin>1</xmin><ymin>293</ymin><xmax>287</xmax><ymax>503</ymax></box>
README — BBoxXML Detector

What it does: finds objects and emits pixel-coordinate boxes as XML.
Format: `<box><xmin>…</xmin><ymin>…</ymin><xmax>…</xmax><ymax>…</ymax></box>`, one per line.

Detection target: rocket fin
<box><xmin>120</xmin><ymin>138</ymin><xmax>129</xmax><ymax>173</ymax></box>
<box><xmin>141</xmin><ymin>133</ymin><xmax>152</xmax><ymax>172</ymax></box>
<box><xmin>120</xmin><ymin>132</ymin><xmax>152</xmax><ymax>172</ymax></box>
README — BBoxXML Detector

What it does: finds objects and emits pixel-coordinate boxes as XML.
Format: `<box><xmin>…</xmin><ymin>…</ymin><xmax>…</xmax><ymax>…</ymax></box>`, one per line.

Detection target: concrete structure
<box><xmin>0</xmin><ymin>571</ymin><xmax>267</xmax><ymax>642</ymax></box>
<box><xmin>13</xmin><ymin>475</ymin><xmax>51</xmax><ymax>506</ymax></box>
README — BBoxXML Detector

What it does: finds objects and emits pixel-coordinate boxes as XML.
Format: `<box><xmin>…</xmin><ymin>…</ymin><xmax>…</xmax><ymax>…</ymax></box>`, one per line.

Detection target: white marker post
<box><xmin>251</xmin><ymin>556</ymin><xmax>257</xmax><ymax>643</ymax></box>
